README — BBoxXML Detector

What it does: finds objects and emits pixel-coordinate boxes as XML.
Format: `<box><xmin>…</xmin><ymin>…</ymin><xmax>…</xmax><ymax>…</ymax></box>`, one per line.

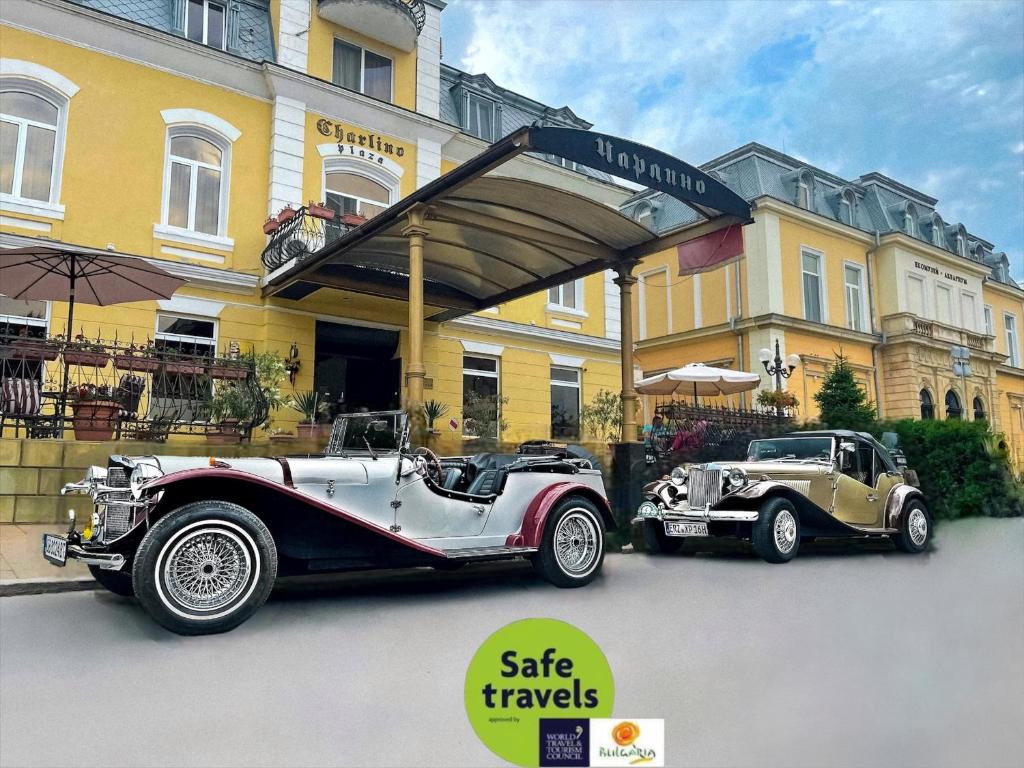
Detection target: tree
<box><xmin>580</xmin><ymin>389</ymin><xmax>622</xmax><ymax>442</ymax></box>
<box><xmin>814</xmin><ymin>352</ymin><xmax>877</xmax><ymax>431</ymax></box>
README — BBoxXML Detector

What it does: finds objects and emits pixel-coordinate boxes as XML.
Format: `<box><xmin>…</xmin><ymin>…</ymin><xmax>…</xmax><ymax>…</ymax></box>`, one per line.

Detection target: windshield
<box><xmin>747</xmin><ymin>437</ymin><xmax>833</xmax><ymax>462</ymax></box>
<box><xmin>325</xmin><ymin>411</ymin><xmax>408</xmax><ymax>456</ymax></box>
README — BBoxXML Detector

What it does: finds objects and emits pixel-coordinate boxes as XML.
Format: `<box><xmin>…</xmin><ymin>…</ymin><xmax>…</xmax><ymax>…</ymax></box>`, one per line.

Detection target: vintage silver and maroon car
<box><xmin>47</xmin><ymin>411</ymin><xmax>613</xmax><ymax>635</ymax></box>
<box><xmin>635</xmin><ymin>430</ymin><xmax>931</xmax><ymax>563</ymax></box>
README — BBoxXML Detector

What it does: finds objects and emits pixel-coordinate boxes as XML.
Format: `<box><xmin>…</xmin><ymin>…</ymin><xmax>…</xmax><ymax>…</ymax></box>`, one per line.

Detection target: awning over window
<box><xmin>263</xmin><ymin>126</ymin><xmax>752</xmax><ymax>321</ymax></box>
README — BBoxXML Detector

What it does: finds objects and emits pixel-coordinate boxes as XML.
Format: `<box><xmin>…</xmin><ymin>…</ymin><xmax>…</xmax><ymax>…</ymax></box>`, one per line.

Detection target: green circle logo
<box><xmin>464</xmin><ymin>618</ymin><xmax>614</xmax><ymax>767</ymax></box>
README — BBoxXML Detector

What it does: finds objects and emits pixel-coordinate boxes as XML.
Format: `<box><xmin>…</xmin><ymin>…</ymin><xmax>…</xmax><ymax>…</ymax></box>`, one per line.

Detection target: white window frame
<box><xmin>154</xmin><ymin>311</ymin><xmax>218</xmax><ymax>351</ymax></box>
<box><xmin>983</xmin><ymin>304</ymin><xmax>994</xmax><ymax>335</ymax></box>
<box><xmin>935</xmin><ymin>283</ymin><xmax>955</xmax><ymax>326</ymax></box>
<box><xmin>800</xmin><ymin>247</ymin><xmax>827</xmax><ymax>324</ymax></box>
<box><xmin>333</xmin><ymin>39</ymin><xmax>394</xmax><ymax>103</ymax></box>
<box><xmin>0</xmin><ymin>297</ymin><xmax>50</xmax><ymax>333</ymax></box>
<box><xmin>550</xmin><ymin>365</ymin><xmax>581</xmax><ymax>439</ymax></box>
<box><xmin>462</xmin><ymin>353</ymin><xmax>501</xmax><ymax>438</ymax></box>
<box><xmin>904</xmin><ymin>211</ymin><xmax>916</xmax><ymax>236</ymax></box>
<box><xmin>155</xmin><ymin>111</ymin><xmax>239</xmax><ymax>251</ymax></box>
<box><xmin>464</xmin><ymin>92</ymin><xmax>498</xmax><ymax>142</ymax></box>
<box><xmin>906</xmin><ymin>273</ymin><xmax>928</xmax><ymax>318</ymax></box>
<box><xmin>956</xmin><ymin>231</ymin><xmax>967</xmax><ymax>258</ymax></box>
<box><xmin>959</xmin><ymin>290</ymin><xmax>977</xmax><ymax>332</ymax></box>
<box><xmin>638</xmin><ymin>266</ymin><xmax>671</xmax><ymax>340</ymax></box>
<box><xmin>1005</xmin><ymin>313</ymin><xmax>1020</xmax><ymax>368</ymax></box>
<box><xmin>546</xmin><ymin>279</ymin><xmax>587</xmax><ymax>317</ymax></box>
<box><xmin>843</xmin><ymin>261</ymin><xmax>867</xmax><ymax>332</ymax></box>
<box><xmin>932</xmin><ymin>217</ymin><xmax>944</xmax><ymax>247</ymax></box>
<box><xmin>0</xmin><ymin>79</ymin><xmax>74</xmax><ymax>216</ymax></box>
<box><xmin>185</xmin><ymin>0</ymin><xmax>227</xmax><ymax>49</ymax></box>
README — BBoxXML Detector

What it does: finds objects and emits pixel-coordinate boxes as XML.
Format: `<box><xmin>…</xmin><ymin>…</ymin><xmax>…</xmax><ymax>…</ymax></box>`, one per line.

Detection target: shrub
<box><xmin>580</xmin><ymin>389</ymin><xmax>622</xmax><ymax>442</ymax></box>
<box><xmin>875</xmin><ymin>419</ymin><xmax>1023</xmax><ymax>520</ymax></box>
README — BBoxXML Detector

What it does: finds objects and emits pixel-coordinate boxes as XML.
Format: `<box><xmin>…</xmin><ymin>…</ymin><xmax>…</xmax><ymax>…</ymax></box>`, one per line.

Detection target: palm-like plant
<box><xmin>288</xmin><ymin>390</ymin><xmax>328</xmax><ymax>424</ymax></box>
<box><xmin>422</xmin><ymin>399</ymin><xmax>450</xmax><ymax>430</ymax></box>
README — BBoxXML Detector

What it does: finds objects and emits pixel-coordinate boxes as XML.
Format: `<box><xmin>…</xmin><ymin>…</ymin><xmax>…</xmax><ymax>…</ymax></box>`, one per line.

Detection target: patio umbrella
<box><xmin>635</xmin><ymin>362</ymin><xmax>761</xmax><ymax>406</ymax></box>
<box><xmin>0</xmin><ymin>244</ymin><xmax>185</xmax><ymax>412</ymax></box>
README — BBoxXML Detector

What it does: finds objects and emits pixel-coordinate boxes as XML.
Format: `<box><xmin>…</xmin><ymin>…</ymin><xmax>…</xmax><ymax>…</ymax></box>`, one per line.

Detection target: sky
<box><xmin>439</xmin><ymin>0</ymin><xmax>1024</xmax><ymax>281</ymax></box>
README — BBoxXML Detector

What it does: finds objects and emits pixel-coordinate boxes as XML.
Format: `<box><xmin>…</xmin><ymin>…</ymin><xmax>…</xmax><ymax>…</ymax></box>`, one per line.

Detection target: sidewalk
<box><xmin>0</xmin><ymin>524</ymin><xmax>96</xmax><ymax>595</ymax></box>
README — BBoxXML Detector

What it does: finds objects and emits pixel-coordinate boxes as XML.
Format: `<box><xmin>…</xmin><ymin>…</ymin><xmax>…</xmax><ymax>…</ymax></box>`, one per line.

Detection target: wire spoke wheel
<box><xmin>773</xmin><ymin>509</ymin><xmax>798</xmax><ymax>555</ymax></box>
<box><xmin>908</xmin><ymin>508</ymin><xmax>928</xmax><ymax>547</ymax></box>
<box><xmin>554</xmin><ymin>509</ymin><xmax>599</xmax><ymax>575</ymax></box>
<box><xmin>163</xmin><ymin>529</ymin><xmax>252</xmax><ymax>613</ymax></box>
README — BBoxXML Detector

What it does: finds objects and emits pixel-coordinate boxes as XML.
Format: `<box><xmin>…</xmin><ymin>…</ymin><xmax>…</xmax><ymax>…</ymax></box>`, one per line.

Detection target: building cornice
<box><xmin>446</xmin><ymin>314</ymin><xmax>620</xmax><ymax>355</ymax></box>
<box><xmin>635</xmin><ymin>313</ymin><xmax>881</xmax><ymax>352</ymax></box>
<box><xmin>752</xmin><ymin>197</ymin><xmax>875</xmax><ymax>244</ymax></box>
<box><xmin>876</xmin><ymin>232</ymin><xmax>994</xmax><ymax>278</ymax></box>
<box><xmin>984</xmin><ymin>277</ymin><xmax>1024</xmax><ymax>300</ymax></box>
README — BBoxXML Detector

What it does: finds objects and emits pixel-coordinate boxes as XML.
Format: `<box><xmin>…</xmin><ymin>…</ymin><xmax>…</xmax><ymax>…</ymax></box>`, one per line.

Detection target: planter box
<box><xmin>163</xmin><ymin>362</ymin><xmax>206</xmax><ymax>376</ymax></box>
<box><xmin>113</xmin><ymin>355</ymin><xmax>161</xmax><ymax>373</ymax></box>
<box><xmin>340</xmin><ymin>213</ymin><xmax>367</xmax><ymax>227</ymax></box>
<box><xmin>269</xmin><ymin>434</ymin><xmax>296</xmax><ymax>444</ymax></box>
<box><xmin>209</xmin><ymin>364</ymin><xmax>248</xmax><ymax>380</ymax></box>
<box><xmin>72</xmin><ymin>400</ymin><xmax>120</xmax><ymax>441</ymax></box>
<box><xmin>277</xmin><ymin>207</ymin><xmax>297</xmax><ymax>224</ymax></box>
<box><xmin>7</xmin><ymin>342</ymin><xmax>60</xmax><ymax>362</ymax></box>
<box><xmin>63</xmin><ymin>350</ymin><xmax>110</xmax><ymax>368</ymax></box>
<box><xmin>207</xmin><ymin>418</ymin><xmax>242</xmax><ymax>444</ymax></box>
<box><xmin>308</xmin><ymin>204</ymin><xmax>335</xmax><ymax>220</ymax></box>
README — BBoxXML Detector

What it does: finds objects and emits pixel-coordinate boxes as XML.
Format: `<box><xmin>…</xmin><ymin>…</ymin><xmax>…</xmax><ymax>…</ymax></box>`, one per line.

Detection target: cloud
<box><xmin>443</xmin><ymin>0</ymin><xmax>1024</xmax><ymax>262</ymax></box>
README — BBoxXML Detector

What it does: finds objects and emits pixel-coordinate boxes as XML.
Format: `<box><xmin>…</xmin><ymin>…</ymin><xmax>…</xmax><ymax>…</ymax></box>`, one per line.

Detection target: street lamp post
<box><xmin>758</xmin><ymin>339</ymin><xmax>801</xmax><ymax>416</ymax></box>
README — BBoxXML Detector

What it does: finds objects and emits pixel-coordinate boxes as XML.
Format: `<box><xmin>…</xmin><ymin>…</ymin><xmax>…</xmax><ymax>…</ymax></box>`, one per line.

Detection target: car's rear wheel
<box><xmin>641</xmin><ymin>519</ymin><xmax>686</xmax><ymax>554</ymax></box>
<box><xmin>88</xmin><ymin>565</ymin><xmax>134</xmax><ymax>597</ymax></box>
<box><xmin>892</xmin><ymin>499</ymin><xmax>931</xmax><ymax>554</ymax></box>
<box><xmin>751</xmin><ymin>497</ymin><xmax>800</xmax><ymax>563</ymax></box>
<box><xmin>531</xmin><ymin>496</ymin><xmax>605</xmax><ymax>588</ymax></box>
<box><xmin>132</xmin><ymin>501</ymin><xmax>277</xmax><ymax>636</ymax></box>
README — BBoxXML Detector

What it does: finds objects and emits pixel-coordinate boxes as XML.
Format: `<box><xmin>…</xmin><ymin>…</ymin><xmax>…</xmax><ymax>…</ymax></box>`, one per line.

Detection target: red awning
<box><xmin>677</xmin><ymin>224</ymin><xmax>744</xmax><ymax>275</ymax></box>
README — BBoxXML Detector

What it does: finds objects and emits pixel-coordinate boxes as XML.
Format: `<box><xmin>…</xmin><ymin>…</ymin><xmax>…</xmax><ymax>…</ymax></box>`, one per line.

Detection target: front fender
<box><xmin>507</xmin><ymin>482</ymin><xmax>614</xmax><ymax>548</ymax></box>
<box><xmin>717</xmin><ymin>481</ymin><xmax>866</xmax><ymax>537</ymax></box>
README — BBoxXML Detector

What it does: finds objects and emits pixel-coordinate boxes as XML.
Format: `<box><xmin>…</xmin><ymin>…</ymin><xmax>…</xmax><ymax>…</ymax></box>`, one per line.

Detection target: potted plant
<box><xmin>288</xmin><ymin>390</ymin><xmax>328</xmax><ymax>439</ymax></box>
<box><xmin>277</xmin><ymin>205</ymin><xmax>297</xmax><ymax>224</ymax></box>
<box><xmin>208</xmin><ymin>349</ymin><xmax>249</xmax><ymax>381</ymax></box>
<box><xmin>71</xmin><ymin>384</ymin><xmax>122</xmax><ymax>441</ymax></box>
<box><xmin>263</xmin><ymin>216</ymin><xmax>280</xmax><ymax>235</ymax></box>
<box><xmin>756</xmin><ymin>389</ymin><xmax>799</xmax><ymax>411</ymax></box>
<box><xmin>340</xmin><ymin>212</ymin><xmax>367</xmax><ymax>228</ymax></box>
<box><xmin>207</xmin><ymin>381</ymin><xmax>253</xmax><ymax>445</ymax></box>
<box><xmin>113</xmin><ymin>340</ymin><xmax>161</xmax><ymax>373</ymax></box>
<box><xmin>423</xmin><ymin>399</ymin><xmax>450</xmax><ymax>434</ymax></box>
<box><xmin>307</xmin><ymin>201</ymin><xmax>335</xmax><ymax>220</ymax></box>
<box><xmin>8</xmin><ymin>331</ymin><xmax>59</xmax><ymax>362</ymax></box>
<box><xmin>163</xmin><ymin>353</ymin><xmax>206</xmax><ymax>376</ymax></box>
<box><xmin>63</xmin><ymin>333</ymin><xmax>110</xmax><ymax>367</ymax></box>
<box><xmin>268</xmin><ymin>428</ymin><xmax>296</xmax><ymax>445</ymax></box>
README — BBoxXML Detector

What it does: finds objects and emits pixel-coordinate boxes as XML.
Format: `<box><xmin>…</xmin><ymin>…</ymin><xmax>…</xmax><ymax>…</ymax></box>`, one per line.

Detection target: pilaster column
<box><xmin>403</xmin><ymin>205</ymin><xmax>430</xmax><ymax>424</ymax></box>
<box><xmin>614</xmin><ymin>261</ymin><xmax>640</xmax><ymax>442</ymax></box>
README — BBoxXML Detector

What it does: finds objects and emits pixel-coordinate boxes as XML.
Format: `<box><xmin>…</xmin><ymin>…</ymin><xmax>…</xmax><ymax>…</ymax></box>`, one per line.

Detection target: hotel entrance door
<box><xmin>313</xmin><ymin>321</ymin><xmax>401</xmax><ymax>420</ymax></box>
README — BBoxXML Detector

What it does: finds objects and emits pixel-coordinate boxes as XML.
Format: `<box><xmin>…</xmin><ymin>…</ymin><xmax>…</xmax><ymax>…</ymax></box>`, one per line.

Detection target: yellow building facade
<box><xmin>1</xmin><ymin>0</ymin><xmax>629</xmax><ymax>450</ymax></box>
<box><xmin>623</xmin><ymin>145</ymin><xmax>1023</xmax><ymax>468</ymax></box>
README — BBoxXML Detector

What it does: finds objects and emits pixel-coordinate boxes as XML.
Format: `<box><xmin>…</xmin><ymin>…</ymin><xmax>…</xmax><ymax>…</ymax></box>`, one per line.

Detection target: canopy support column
<box><xmin>403</xmin><ymin>205</ymin><xmax>430</xmax><ymax>432</ymax></box>
<box><xmin>614</xmin><ymin>261</ymin><xmax>639</xmax><ymax>442</ymax></box>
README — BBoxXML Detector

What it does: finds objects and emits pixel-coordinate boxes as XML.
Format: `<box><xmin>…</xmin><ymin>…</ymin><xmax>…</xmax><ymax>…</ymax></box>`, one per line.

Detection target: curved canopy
<box><xmin>265</xmin><ymin>126</ymin><xmax>752</xmax><ymax>320</ymax></box>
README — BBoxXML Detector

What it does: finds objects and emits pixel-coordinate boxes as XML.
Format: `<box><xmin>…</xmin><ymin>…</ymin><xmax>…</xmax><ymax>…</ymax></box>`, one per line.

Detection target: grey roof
<box><xmin>439</xmin><ymin>65</ymin><xmax>613</xmax><ymax>183</ymax></box>
<box><xmin>69</xmin><ymin>0</ymin><xmax>276</xmax><ymax>63</ymax></box>
<box><xmin>620</xmin><ymin>142</ymin><xmax>1019</xmax><ymax>289</ymax></box>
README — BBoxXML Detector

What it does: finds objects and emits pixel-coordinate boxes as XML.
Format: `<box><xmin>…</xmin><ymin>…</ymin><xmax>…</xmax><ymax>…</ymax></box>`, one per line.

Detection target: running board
<box><xmin>444</xmin><ymin>546</ymin><xmax>538</xmax><ymax>560</ymax></box>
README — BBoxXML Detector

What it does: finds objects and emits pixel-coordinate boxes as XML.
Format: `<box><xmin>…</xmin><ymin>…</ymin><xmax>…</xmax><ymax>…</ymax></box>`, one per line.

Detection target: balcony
<box><xmin>262</xmin><ymin>206</ymin><xmax>364</xmax><ymax>272</ymax></box>
<box><xmin>881</xmin><ymin>313</ymin><xmax>995</xmax><ymax>353</ymax></box>
<box><xmin>316</xmin><ymin>0</ymin><xmax>426</xmax><ymax>52</ymax></box>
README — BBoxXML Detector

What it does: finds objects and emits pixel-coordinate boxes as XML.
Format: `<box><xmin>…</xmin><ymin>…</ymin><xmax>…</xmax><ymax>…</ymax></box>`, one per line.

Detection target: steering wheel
<box><xmin>413</xmin><ymin>447</ymin><xmax>444</xmax><ymax>485</ymax></box>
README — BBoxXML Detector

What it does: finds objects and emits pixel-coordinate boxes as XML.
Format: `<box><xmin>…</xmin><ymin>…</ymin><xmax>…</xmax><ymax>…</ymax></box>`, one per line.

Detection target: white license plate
<box><xmin>42</xmin><ymin>534</ymin><xmax>68</xmax><ymax>566</ymax></box>
<box><xmin>665</xmin><ymin>521</ymin><xmax>708</xmax><ymax>537</ymax></box>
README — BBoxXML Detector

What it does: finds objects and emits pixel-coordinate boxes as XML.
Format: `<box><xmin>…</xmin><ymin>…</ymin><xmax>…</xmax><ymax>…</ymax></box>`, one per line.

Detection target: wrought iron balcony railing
<box><xmin>262</xmin><ymin>207</ymin><xmax>359</xmax><ymax>272</ymax></box>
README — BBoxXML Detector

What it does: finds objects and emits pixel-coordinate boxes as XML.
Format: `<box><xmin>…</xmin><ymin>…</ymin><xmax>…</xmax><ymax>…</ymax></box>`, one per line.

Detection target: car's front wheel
<box><xmin>532</xmin><ymin>496</ymin><xmax>605</xmax><ymax>588</ymax></box>
<box><xmin>751</xmin><ymin>496</ymin><xmax>800</xmax><ymax>563</ymax></box>
<box><xmin>88</xmin><ymin>565</ymin><xmax>134</xmax><ymax>597</ymax></box>
<box><xmin>892</xmin><ymin>499</ymin><xmax>931</xmax><ymax>554</ymax></box>
<box><xmin>132</xmin><ymin>501</ymin><xmax>277</xmax><ymax>635</ymax></box>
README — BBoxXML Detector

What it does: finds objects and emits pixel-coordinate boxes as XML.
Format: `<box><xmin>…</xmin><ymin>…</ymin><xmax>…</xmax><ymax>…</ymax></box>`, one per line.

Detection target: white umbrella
<box><xmin>635</xmin><ymin>362</ymin><xmax>761</xmax><ymax>405</ymax></box>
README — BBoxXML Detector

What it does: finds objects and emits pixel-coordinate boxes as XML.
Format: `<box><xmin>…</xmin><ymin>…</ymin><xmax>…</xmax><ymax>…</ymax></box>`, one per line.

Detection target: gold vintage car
<box><xmin>634</xmin><ymin>430</ymin><xmax>930</xmax><ymax>563</ymax></box>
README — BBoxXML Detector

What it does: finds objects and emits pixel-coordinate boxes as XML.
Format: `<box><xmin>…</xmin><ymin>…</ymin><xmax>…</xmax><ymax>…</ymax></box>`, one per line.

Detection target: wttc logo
<box><xmin>539</xmin><ymin>718</ymin><xmax>664</xmax><ymax>767</ymax></box>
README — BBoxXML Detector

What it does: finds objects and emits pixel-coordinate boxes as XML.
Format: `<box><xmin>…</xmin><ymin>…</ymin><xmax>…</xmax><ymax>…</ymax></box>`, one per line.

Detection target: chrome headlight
<box><xmin>727</xmin><ymin>467</ymin><xmax>748</xmax><ymax>488</ymax></box>
<box><xmin>670</xmin><ymin>466</ymin><xmax>686</xmax><ymax>485</ymax></box>
<box><xmin>130</xmin><ymin>463</ymin><xmax>162</xmax><ymax>499</ymax></box>
<box><xmin>85</xmin><ymin>465</ymin><xmax>107</xmax><ymax>485</ymax></box>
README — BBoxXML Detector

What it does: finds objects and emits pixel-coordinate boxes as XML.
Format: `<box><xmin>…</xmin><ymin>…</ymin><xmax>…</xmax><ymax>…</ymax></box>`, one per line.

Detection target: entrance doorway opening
<box><xmin>314</xmin><ymin>321</ymin><xmax>401</xmax><ymax>420</ymax></box>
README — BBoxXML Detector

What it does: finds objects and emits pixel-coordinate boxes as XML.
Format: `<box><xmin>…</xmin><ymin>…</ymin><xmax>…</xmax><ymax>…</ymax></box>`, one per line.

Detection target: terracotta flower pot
<box><xmin>72</xmin><ymin>400</ymin><xmax>120</xmax><ymax>441</ymax></box>
<box><xmin>263</xmin><ymin>218</ymin><xmax>280</xmax><ymax>235</ymax></box>
<box><xmin>9</xmin><ymin>341</ymin><xmax>59</xmax><ymax>362</ymax></box>
<box><xmin>207</xmin><ymin>418</ymin><xmax>242</xmax><ymax>444</ymax></box>
<box><xmin>307</xmin><ymin>202</ymin><xmax>335</xmax><ymax>220</ymax></box>
<box><xmin>163</xmin><ymin>361</ymin><xmax>206</xmax><ymax>375</ymax></box>
<box><xmin>277</xmin><ymin>206</ymin><xmax>297</xmax><ymax>224</ymax></box>
<box><xmin>209</xmin><ymin>363</ymin><xmax>247</xmax><ymax>380</ymax></box>
<box><xmin>63</xmin><ymin>350</ymin><xmax>111</xmax><ymax>368</ymax></box>
<box><xmin>295</xmin><ymin>423</ymin><xmax>318</xmax><ymax>440</ymax></box>
<box><xmin>113</xmin><ymin>355</ymin><xmax>161</xmax><ymax>373</ymax></box>
<box><xmin>340</xmin><ymin>213</ymin><xmax>367</xmax><ymax>227</ymax></box>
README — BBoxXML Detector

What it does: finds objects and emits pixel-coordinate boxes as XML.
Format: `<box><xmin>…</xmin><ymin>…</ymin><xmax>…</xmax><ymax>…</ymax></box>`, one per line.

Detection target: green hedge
<box><xmin>875</xmin><ymin>420</ymin><xmax>1023</xmax><ymax>520</ymax></box>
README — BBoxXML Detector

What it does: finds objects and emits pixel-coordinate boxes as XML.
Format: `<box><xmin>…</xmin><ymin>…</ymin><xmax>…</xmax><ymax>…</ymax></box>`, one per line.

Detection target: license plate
<box><xmin>665</xmin><ymin>521</ymin><xmax>708</xmax><ymax>537</ymax></box>
<box><xmin>42</xmin><ymin>534</ymin><xmax>68</xmax><ymax>566</ymax></box>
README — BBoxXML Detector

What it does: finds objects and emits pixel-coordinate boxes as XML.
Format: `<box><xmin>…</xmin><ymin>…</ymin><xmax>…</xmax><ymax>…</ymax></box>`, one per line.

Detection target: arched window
<box><xmin>931</xmin><ymin>214</ymin><xmax>944</xmax><ymax>247</ymax></box>
<box><xmin>164</xmin><ymin>133</ymin><xmax>225</xmax><ymax>235</ymax></box>
<box><xmin>325</xmin><ymin>171</ymin><xmax>390</xmax><ymax>220</ymax></box>
<box><xmin>920</xmin><ymin>389</ymin><xmax>934</xmax><ymax>420</ymax></box>
<box><xmin>945</xmin><ymin>389</ymin><xmax>962</xmax><ymax>420</ymax></box>
<box><xmin>973</xmin><ymin>396</ymin><xmax>986</xmax><ymax>421</ymax></box>
<box><xmin>904</xmin><ymin>205</ymin><xmax>917</xmax><ymax>236</ymax></box>
<box><xmin>796</xmin><ymin>172</ymin><xmax>812</xmax><ymax>209</ymax></box>
<box><xmin>0</xmin><ymin>88</ymin><xmax>62</xmax><ymax>202</ymax></box>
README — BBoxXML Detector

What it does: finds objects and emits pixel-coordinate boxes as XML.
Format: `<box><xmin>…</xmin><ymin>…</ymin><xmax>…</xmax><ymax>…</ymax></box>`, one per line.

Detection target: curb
<box><xmin>0</xmin><ymin>577</ymin><xmax>98</xmax><ymax>597</ymax></box>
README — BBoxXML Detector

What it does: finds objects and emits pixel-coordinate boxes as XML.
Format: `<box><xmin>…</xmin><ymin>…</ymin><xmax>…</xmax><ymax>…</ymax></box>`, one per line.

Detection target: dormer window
<box><xmin>904</xmin><ymin>210</ymin><xmax>916</xmax><ymax>236</ymax></box>
<box><xmin>185</xmin><ymin>0</ymin><xmax>226</xmax><ymax>50</ymax></box>
<box><xmin>797</xmin><ymin>178</ymin><xmax>810</xmax><ymax>209</ymax></box>
<box><xmin>464</xmin><ymin>93</ymin><xmax>497</xmax><ymax>142</ymax></box>
<box><xmin>931</xmin><ymin>215</ymin><xmax>944</xmax><ymax>247</ymax></box>
<box><xmin>956</xmin><ymin>231</ymin><xmax>967</xmax><ymax>257</ymax></box>
<box><xmin>839</xmin><ymin>189</ymin><xmax>856</xmax><ymax>225</ymax></box>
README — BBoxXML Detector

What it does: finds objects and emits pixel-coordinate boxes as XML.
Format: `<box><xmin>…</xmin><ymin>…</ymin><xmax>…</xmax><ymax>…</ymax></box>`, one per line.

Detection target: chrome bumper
<box><xmin>67</xmin><ymin>544</ymin><xmax>126</xmax><ymax>570</ymax></box>
<box><xmin>634</xmin><ymin>505</ymin><xmax>759</xmax><ymax>524</ymax></box>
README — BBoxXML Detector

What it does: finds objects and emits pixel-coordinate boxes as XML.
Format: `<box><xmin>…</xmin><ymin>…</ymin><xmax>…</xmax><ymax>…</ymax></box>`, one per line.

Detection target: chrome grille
<box><xmin>103</xmin><ymin>466</ymin><xmax>133</xmax><ymax>538</ymax></box>
<box><xmin>687</xmin><ymin>467</ymin><xmax>722</xmax><ymax>508</ymax></box>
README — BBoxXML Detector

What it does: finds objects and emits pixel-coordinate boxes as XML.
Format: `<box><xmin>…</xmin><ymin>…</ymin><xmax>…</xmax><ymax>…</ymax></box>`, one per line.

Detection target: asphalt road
<box><xmin>2</xmin><ymin>518</ymin><xmax>1022</xmax><ymax>768</ymax></box>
